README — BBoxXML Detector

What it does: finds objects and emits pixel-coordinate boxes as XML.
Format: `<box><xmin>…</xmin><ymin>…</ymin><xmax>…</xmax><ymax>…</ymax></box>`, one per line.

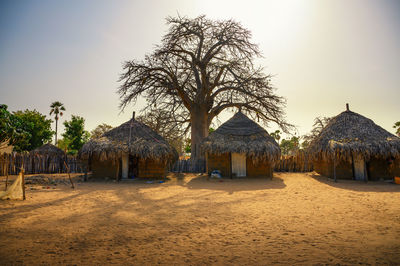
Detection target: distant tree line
<box><xmin>269</xmin><ymin>116</ymin><xmax>332</xmax><ymax>156</ymax></box>
<box><xmin>0</xmin><ymin>102</ymin><xmax>91</xmax><ymax>155</ymax></box>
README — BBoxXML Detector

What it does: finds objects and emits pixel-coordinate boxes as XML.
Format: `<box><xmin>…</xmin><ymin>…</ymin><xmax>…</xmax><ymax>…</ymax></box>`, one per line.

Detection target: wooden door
<box><xmin>353</xmin><ymin>155</ymin><xmax>365</xmax><ymax>180</ymax></box>
<box><xmin>231</xmin><ymin>153</ymin><xmax>246</xmax><ymax>177</ymax></box>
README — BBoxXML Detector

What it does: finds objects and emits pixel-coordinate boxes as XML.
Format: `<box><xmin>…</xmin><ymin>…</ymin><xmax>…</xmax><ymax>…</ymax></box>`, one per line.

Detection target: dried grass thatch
<box><xmin>79</xmin><ymin>118</ymin><xmax>177</xmax><ymax>162</ymax></box>
<box><xmin>31</xmin><ymin>143</ymin><xmax>65</xmax><ymax>157</ymax></box>
<box><xmin>202</xmin><ymin>112</ymin><xmax>281</xmax><ymax>162</ymax></box>
<box><xmin>308</xmin><ymin>109</ymin><xmax>400</xmax><ymax>162</ymax></box>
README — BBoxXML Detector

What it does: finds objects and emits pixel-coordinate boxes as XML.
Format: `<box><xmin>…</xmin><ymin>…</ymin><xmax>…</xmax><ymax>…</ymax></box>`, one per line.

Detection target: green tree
<box><xmin>0</xmin><ymin>104</ymin><xmax>28</xmax><ymax>146</ymax></box>
<box><xmin>300</xmin><ymin>138</ymin><xmax>310</xmax><ymax>150</ymax></box>
<box><xmin>394</xmin><ymin>121</ymin><xmax>400</xmax><ymax>137</ymax></box>
<box><xmin>62</xmin><ymin>115</ymin><xmax>90</xmax><ymax>154</ymax></box>
<box><xmin>90</xmin><ymin>123</ymin><xmax>113</xmax><ymax>139</ymax></box>
<box><xmin>49</xmin><ymin>101</ymin><xmax>66</xmax><ymax>145</ymax></box>
<box><xmin>57</xmin><ymin>138</ymin><xmax>72</xmax><ymax>153</ymax></box>
<box><xmin>280</xmin><ymin>136</ymin><xmax>300</xmax><ymax>155</ymax></box>
<box><xmin>12</xmin><ymin>109</ymin><xmax>54</xmax><ymax>151</ymax></box>
<box><xmin>118</xmin><ymin>15</ymin><xmax>292</xmax><ymax>164</ymax></box>
<box><xmin>270</xmin><ymin>130</ymin><xmax>281</xmax><ymax>144</ymax></box>
<box><xmin>184</xmin><ymin>138</ymin><xmax>191</xmax><ymax>153</ymax></box>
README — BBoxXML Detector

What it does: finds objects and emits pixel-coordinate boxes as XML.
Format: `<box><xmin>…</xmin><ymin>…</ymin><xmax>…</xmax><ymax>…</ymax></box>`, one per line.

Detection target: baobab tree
<box><xmin>137</xmin><ymin>109</ymin><xmax>188</xmax><ymax>154</ymax></box>
<box><xmin>119</xmin><ymin>15</ymin><xmax>292</xmax><ymax>163</ymax></box>
<box><xmin>49</xmin><ymin>101</ymin><xmax>65</xmax><ymax>145</ymax></box>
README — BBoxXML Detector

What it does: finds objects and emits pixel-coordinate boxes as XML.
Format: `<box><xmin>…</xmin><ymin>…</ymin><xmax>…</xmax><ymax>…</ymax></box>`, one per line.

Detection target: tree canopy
<box><xmin>280</xmin><ymin>136</ymin><xmax>300</xmax><ymax>155</ymax></box>
<box><xmin>118</xmin><ymin>15</ymin><xmax>292</xmax><ymax>161</ymax></box>
<box><xmin>62</xmin><ymin>115</ymin><xmax>90</xmax><ymax>154</ymax></box>
<box><xmin>12</xmin><ymin>109</ymin><xmax>54</xmax><ymax>152</ymax></box>
<box><xmin>0</xmin><ymin>104</ymin><xmax>28</xmax><ymax>148</ymax></box>
<box><xmin>270</xmin><ymin>130</ymin><xmax>281</xmax><ymax>145</ymax></box>
<box><xmin>394</xmin><ymin>121</ymin><xmax>400</xmax><ymax>137</ymax></box>
<box><xmin>90</xmin><ymin>123</ymin><xmax>113</xmax><ymax>139</ymax></box>
<box><xmin>49</xmin><ymin>101</ymin><xmax>66</xmax><ymax>145</ymax></box>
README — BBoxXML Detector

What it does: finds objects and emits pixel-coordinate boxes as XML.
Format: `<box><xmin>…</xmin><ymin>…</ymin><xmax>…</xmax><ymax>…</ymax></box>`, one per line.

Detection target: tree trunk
<box><xmin>55</xmin><ymin>118</ymin><xmax>58</xmax><ymax>145</ymax></box>
<box><xmin>190</xmin><ymin>107</ymin><xmax>209</xmax><ymax>172</ymax></box>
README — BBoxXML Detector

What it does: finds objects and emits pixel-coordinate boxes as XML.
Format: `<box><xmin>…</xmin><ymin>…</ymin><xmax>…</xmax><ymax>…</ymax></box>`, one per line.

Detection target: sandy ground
<box><xmin>1</xmin><ymin>172</ymin><xmax>400</xmax><ymax>265</ymax></box>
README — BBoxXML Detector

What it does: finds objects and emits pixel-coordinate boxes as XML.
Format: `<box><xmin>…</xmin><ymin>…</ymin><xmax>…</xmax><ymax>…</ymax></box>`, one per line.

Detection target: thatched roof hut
<box><xmin>80</xmin><ymin>116</ymin><xmax>177</xmax><ymax>163</ymax></box>
<box><xmin>202</xmin><ymin>111</ymin><xmax>280</xmax><ymax>162</ymax></box>
<box><xmin>32</xmin><ymin>143</ymin><xmax>65</xmax><ymax>157</ymax></box>
<box><xmin>79</xmin><ymin>114</ymin><xmax>177</xmax><ymax>179</ymax></box>
<box><xmin>308</xmin><ymin>105</ymin><xmax>400</xmax><ymax>181</ymax></box>
<box><xmin>308</xmin><ymin>108</ymin><xmax>400</xmax><ymax>162</ymax></box>
<box><xmin>202</xmin><ymin>111</ymin><xmax>280</xmax><ymax>178</ymax></box>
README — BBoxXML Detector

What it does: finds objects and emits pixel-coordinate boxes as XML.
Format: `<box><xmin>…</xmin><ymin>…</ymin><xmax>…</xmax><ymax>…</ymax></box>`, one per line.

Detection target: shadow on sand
<box><xmin>309</xmin><ymin>173</ymin><xmax>400</xmax><ymax>193</ymax></box>
<box><xmin>169</xmin><ymin>173</ymin><xmax>286</xmax><ymax>194</ymax></box>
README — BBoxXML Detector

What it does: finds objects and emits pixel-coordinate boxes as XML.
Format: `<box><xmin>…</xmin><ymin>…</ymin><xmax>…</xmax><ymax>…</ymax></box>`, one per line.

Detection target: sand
<box><xmin>1</xmin><ymin>172</ymin><xmax>400</xmax><ymax>265</ymax></box>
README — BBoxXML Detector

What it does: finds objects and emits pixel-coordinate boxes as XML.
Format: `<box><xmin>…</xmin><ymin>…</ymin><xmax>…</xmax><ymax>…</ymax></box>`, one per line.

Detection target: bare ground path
<box><xmin>1</xmin><ymin>173</ymin><xmax>399</xmax><ymax>265</ymax></box>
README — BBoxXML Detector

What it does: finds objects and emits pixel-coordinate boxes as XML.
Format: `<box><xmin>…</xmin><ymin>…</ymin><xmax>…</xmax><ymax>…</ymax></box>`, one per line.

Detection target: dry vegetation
<box><xmin>1</xmin><ymin>173</ymin><xmax>400</xmax><ymax>265</ymax></box>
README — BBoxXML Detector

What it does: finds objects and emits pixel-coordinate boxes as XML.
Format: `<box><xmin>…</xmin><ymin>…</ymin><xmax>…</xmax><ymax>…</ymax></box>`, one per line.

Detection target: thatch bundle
<box><xmin>308</xmin><ymin>109</ymin><xmax>400</xmax><ymax>162</ymax></box>
<box><xmin>31</xmin><ymin>143</ymin><xmax>65</xmax><ymax>157</ymax></box>
<box><xmin>202</xmin><ymin>112</ymin><xmax>281</xmax><ymax>162</ymax></box>
<box><xmin>79</xmin><ymin>118</ymin><xmax>177</xmax><ymax>162</ymax></box>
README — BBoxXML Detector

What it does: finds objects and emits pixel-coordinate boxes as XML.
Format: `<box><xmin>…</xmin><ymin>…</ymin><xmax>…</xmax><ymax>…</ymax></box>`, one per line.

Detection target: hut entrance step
<box><xmin>231</xmin><ymin>153</ymin><xmax>246</xmax><ymax>177</ymax></box>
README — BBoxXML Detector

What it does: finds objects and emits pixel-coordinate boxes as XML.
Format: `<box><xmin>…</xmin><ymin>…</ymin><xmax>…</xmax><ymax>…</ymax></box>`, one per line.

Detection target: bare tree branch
<box><xmin>118</xmin><ymin>15</ymin><xmax>293</xmax><ymax>161</ymax></box>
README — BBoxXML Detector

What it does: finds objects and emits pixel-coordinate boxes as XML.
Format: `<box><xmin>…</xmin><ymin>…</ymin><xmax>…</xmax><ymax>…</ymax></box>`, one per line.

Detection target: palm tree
<box><xmin>49</xmin><ymin>101</ymin><xmax>65</xmax><ymax>145</ymax></box>
<box><xmin>270</xmin><ymin>130</ymin><xmax>281</xmax><ymax>145</ymax></box>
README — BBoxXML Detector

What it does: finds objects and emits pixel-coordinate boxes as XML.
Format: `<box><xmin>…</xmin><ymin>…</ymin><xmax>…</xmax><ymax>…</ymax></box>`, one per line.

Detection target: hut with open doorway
<box><xmin>202</xmin><ymin>111</ymin><xmax>281</xmax><ymax>178</ymax></box>
<box><xmin>79</xmin><ymin>113</ymin><xmax>177</xmax><ymax>180</ymax></box>
<box><xmin>308</xmin><ymin>104</ymin><xmax>400</xmax><ymax>181</ymax></box>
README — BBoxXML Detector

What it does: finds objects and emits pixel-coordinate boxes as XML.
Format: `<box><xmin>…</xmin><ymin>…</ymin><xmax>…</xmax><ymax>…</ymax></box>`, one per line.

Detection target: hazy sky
<box><xmin>1</xmin><ymin>0</ymin><xmax>399</xmax><ymax>140</ymax></box>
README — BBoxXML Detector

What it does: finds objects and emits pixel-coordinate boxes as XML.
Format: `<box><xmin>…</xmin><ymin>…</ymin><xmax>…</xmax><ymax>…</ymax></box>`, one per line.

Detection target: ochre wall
<box><xmin>207</xmin><ymin>153</ymin><xmax>231</xmax><ymax>177</ymax></box>
<box><xmin>246</xmin><ymin>158</ymin><xmax>273</xmax><ymax>178</ymax></box>
<box><xmin>138</xmin><ymin>158</ymin><xmax>167</xmax><ymax>179</ymax></box>
<box><xmin>92</xmin><ymin>160</ymin><xmax>118</xmax><ymax>179</ymax></box>
<box><xmin>314</xmin><ymin>157</ymin><xmax>400</xmax><ymax>180</ymax></box>
<box><xmin>368</xmin><ymin>157</ymin><xmax>400</xmax><ymax>180</ymax></box>
<box><xmin>313</xmin><ymin>159</ymin><xmax>353</xmax><ymax>179</ymax></box>
<box><xmin>92</xmin><ymin>157</ymin><xmax>167</xmax><ymax>179</ymax></box>
<box><xmin>392</xmin><ymin>158</ymin><xmax>400</xmax><ymax>177</ymax></box>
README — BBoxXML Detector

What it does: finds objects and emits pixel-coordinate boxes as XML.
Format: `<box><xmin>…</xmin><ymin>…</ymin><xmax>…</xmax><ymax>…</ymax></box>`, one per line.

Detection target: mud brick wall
<box><xmin>314</xmin><ymin>159</ymin><xmax>353</xmax><ymax>179</ymax></box>
<box><xmin>369</xmin><ymin>157</ymin><xmax>399</xmax><ymax>180</ymax></box>
<box><xmin>246</xmin><ymin>158</ymin><xmax>273</xmax><ymax>178</ymax></box>
<box><xmin>139</xmin><ymin>158</ymin><xmax>167</xmax><ymax>179</ymax></box>
<box><xmin>207</xmin><ymin>153</ymin><xmax>231</xmax><ymax>177</ymax></box>
<box><xmin>92</xmin><ymin>160</ymin><xmax>118</xmax><ymax>179</ymax></box>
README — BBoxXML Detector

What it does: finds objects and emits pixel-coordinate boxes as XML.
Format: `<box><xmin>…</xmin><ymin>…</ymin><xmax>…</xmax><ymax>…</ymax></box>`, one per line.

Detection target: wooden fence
<box><xmin>170</xmin><ymin>159</ymin><xmax>206</xmax><ymax>173</ymax></box>
<box><xmin>274</xmin><ymin>155</ymin><xmax>313</xmax><ymax>172</ymax></box>
<box><xmin>0</xmin><ymin>153</ymin><xmax>86</xmax><ymax>176</ymax></box>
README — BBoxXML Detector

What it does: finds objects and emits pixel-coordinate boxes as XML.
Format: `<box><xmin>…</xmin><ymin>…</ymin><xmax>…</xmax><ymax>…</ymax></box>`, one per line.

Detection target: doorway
<box><xmin>128</xmin><ymin>155</ymin><xmax>139</xmax><ymax>178</ymax></box>
<box><xmin>353</xmin><ymin>154</ymin><xmax>365</xmax><ymax>180</ymax></box>
<box><xmin>231</xmin><ymin>153</ymin><xmax>246</xmax><ymax>177</ymax></box>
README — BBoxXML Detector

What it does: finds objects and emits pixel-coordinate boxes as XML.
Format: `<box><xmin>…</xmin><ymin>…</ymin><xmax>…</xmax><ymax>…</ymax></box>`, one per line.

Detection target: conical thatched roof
<box><xmin>308</xmin><ymin>109</ymin><xmax>400</xmax><ymax>161</ymax></box>
<box><xmin>202</xmin><ymin>112</ymin><xmax>280</xmax><ymax>162</ymax></box>
<box><xmin>79</xmin><ymin>118</ymin><xmax>177</xmax><ymax>162</ymax></box>
<box><xmin>32</xmin><ymin>143</ymin><xmax>65</xmax><ymax>157</ymax></box>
